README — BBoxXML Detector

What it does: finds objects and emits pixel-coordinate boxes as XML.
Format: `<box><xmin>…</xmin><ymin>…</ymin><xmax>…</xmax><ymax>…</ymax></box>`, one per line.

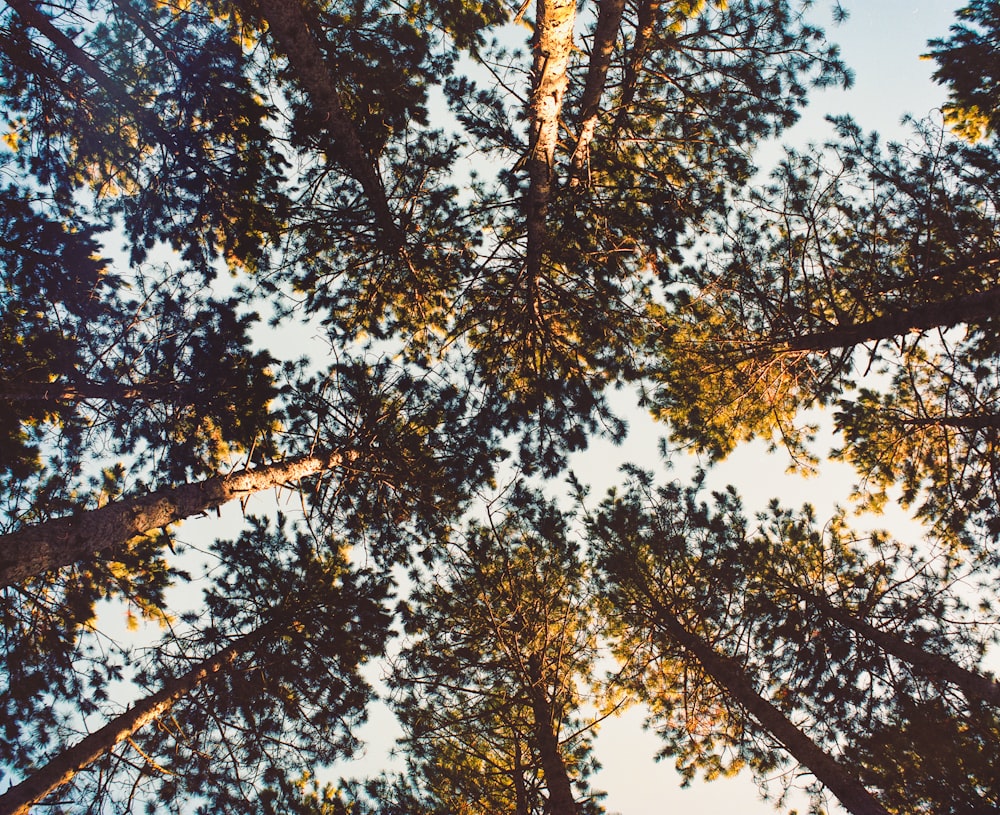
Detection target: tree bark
<box><xmin>0</xmin><ymin>380</ymin><xmax>185</xmax><ymax>405</ymax></box>
<box><xmin>0</xmin><ymin>452</ymin><xmax>343</xmax><ymax>585</ymax></box>
<box><xmin>525</xmin><ymin>0</ymin><xmax>577</xmax><ymax>278</ymax></box>
<box><xmin>0</xmin><ymin>623</ymin><xmax>278</xmax><ymax>815</ymax></box>
<box><xmin>647</xmin><ymin>598</ymin><xmax>890</xmax><ymax>815</ymax></box>
<box><xmin>783</xmin><ymin>285</ymin><xmax>1000</xmax><ymax>353</ymax></box>
<box><xmin>249</xmin><ymin>0</ymin><xmax>401</xmax><ymax>247</ymax></box>
<box><xmin>789</xmin><ymin>586</ymin><xmax>1000</xmax><ymax>708</ymax></box>
<box><xmin>526</xmin><ymin>654</ymin><xmax>578</xmax><ymax>815</ymax></box>
<box><xmin>898</xmin><ymin>413</ymin><xmax>1000</xmax><ymax>431</ymax></box>
<box><xmin>610</xmin><ymin>0</ymin><xmax>659</xmax><ymax>134</ymax></box>
<box><xmin>569</xmin><ymin>0</ymin><xmax>626</xmax><ymax>186</ymax></box>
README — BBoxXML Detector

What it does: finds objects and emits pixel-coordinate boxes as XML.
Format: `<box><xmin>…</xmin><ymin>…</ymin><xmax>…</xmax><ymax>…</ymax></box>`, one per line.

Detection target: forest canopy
<box><xmin>1</xmin><ymin>0</ymin><xmax>1000</xmax><ymax>814</ymax></box>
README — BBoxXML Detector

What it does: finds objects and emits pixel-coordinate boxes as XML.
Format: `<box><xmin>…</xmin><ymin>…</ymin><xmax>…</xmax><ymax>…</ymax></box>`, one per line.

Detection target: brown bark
<box><xmin>249</xmin><ymin>0</ymin><xmax>401</xmax><ymax>247</ymax></box>
<box><xmin>512</xmin><ymin>737</ymin><xmax>530</xmax><ymax>815</ymax></box>
<box><xmin>648</xmin><ymin>598</ymin><xmax>890</xmax><ymax>815</ymax></box>
<box><xmin>525</xmin><ymin>0</ymin><xmax>577</xmax><ymax>278</ymax></box>
<box><xmin>610</xmin><ymin>0</ymin><xmax>659</xmax><ymax>134</ymax></box>
<box><xmin>789</xmin><ymin>586</ymin><xmax>1000</xmax><ymax>708</ymax></box>
<box><xmin>0</xmin><ymin>380</ymin><xmax>184</xmax><ymax>405</ymax></box>
<box><xmin>569</xmin><ymin>0</ymin><xmax>626</xmax><ymax>187</ymax></box>
<box><xmin>899</xmin><ymin>413</ymin><xmax>1000</xmax><ymax>431</ymax></box>
<box><xmin>0</xmin><ymin>452</ymin><xmax>343</xmax><ymax>585</ymax></box>
<box><xmin>525</xmin><ymin>654</ymin><xmax>578</xmax><ymax>815</ymax></box>
<box><xmin>0</xmin><ymin>623</ymin><xmax>278</xmax><ymax>815</ymax></box>
<box><xmin>783</xmin><ymin>285</ymin><xmax>1000</xmax><ymax>353</ymax></box>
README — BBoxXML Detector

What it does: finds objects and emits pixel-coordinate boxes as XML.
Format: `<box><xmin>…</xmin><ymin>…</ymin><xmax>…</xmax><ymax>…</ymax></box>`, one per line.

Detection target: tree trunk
<box><xmin>569</xmin><ymin>0</ymin><xmax>626</xmax><ymax>186</ymax></box>
<box><xmin>525</xmin><ymin>0</ymin><xmax>577</xmax><ymax>278</ymax></box>
<box><xmin>0</xmin><ymin>452</ymin><xmax>343</xmax><ymax>585</ymax></box>
<box><xmin>512</xmin><ymin>737</ymin><xmax>531</xmax><ymax>815</ymax></box>
<box><xmin>249</xmin><ymin>0</ymin><xmax>401</xmax><ymax>246</ymax></box>
<box><xmin>0</xmin><ymin>380</ymin><xmax>184</xmax><ymax>405</ymax></box>
<box><xmin>526</xmin><ymin>654</ymin><xmax>578</xmax><ymax>815</ymax></box>
<box><xmin>648</xmin><ymin>598</ymin><xmax>890</xmax><ymax>815</ymax></box>
<box><xmin>0</xmin><ymin>623</ymin><xmax>277</xmax><ymax>815</ymax></box>
<box><xmin>899</xmin><ymin>413</ymin><xmax>1000</xmax><ymax>431</ymax></box>
<box><xmin>783</xmin><ymin>285</ymin><xmax>1000</xmax><ymax>353</ymax></box>
<box><xmin>610</xmin><ymin>0</ymin><xmax>660</xmax><ymax>134</ymax></box>
<box><xmin>790</xmin><ymin>586</ymin><xmax>1000</xmax><ymax>708</ymax></box>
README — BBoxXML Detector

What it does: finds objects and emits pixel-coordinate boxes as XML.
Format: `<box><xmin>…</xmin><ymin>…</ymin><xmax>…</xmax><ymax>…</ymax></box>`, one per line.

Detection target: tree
<box><xmin>8</xmin><ymin>0</ymin><xmax>991</xmax><ymax>812</ymax></box>
<box><xmin>0</xmin><ymin>449</ymin><xmax>344</xmax><ymax>584</ymax></box>
<box><xmin>643</xmin><ymin>114</ymin><xmax>1000</xmax><ymax>463</ymax></box>
<box><xmin>391</xmin><ymin>487</ymin><xmax>608</xmax><ymax>815</ymax></box>
<box><xmin>449</xmin><ymin>0</ymin><xmax>850</xmax><ymax>472</ymax></box>
<box><xmin>587</xmin><ymin>472</ymin><xmax>887</xmax><ymax>814</ymax></box>
<box><xmin>833</xmin><ymin>339</ymin><xmax>1000</xmax><ymax>547</ymax></box>
<box><xmin>587</xmin><ymin>467</ymin><xmax>1000</xmax><ymax>814</ymax></box>
<box><xmin>0</xmin><ymin>516</ymin><xmax>390</xmax><ymax>815</ymax></box>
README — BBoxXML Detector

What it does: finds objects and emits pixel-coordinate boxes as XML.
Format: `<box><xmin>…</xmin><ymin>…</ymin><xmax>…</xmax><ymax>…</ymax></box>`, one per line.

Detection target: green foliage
<box><xmin>834</xmin><ymin>342</ymin><xmax>1000</xmax><ymax>548</ymax></box>
<box><xmin>588</xmin><ymin>468</ymin><xmax>1000</xmax><ymax>811</ymax></box>
<box><xmin>645</xmin><ymin>114</ymin><xmax>1000</xmax><ymax>487</ymax></box>
<box><xmin>24</xmin><ymin>515</ymin><xmax>392</xmax><ymax>813</ymax></box>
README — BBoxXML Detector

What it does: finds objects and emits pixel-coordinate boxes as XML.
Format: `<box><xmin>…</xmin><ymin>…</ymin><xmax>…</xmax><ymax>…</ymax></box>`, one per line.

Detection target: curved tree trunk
<box><xmin>0</xmin><ymin>451</ymin><xmax>344</xmax><ymax>585</ymax></box>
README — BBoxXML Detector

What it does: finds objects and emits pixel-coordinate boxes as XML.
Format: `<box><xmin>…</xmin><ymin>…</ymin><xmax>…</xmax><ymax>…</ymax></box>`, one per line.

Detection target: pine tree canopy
<box><xmin>2</xmin><ymin>1</ymin><xmax>1000</xmax><ymax>813</ymax></box>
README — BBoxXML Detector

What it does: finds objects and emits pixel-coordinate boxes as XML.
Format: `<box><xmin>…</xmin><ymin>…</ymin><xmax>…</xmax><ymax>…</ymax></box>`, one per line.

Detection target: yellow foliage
<box><xmin>942</xmin><ymin>102</ymin><xmax>991</xmax><ymax>143</ymax></box>
<box><xmin>3</xmin><ymin>118</ymin><xmax>27</xmax><ymax>152</ymax></box>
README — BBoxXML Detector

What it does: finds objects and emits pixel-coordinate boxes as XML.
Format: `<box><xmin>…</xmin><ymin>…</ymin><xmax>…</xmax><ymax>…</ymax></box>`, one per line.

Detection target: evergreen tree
<box><xmin>0</xmin><ymin>516</ymin><xmax>390</xmax><ymax>815</ymax></box>
<box><xmin>391</xmin><ymin>487</ymin><xmax>607</xmax><ymax>815</ymax></box>
<box><xmin>588</xmin><ymin>468</ymin><xmax>1000</xmax><ymax>814</ymax></box>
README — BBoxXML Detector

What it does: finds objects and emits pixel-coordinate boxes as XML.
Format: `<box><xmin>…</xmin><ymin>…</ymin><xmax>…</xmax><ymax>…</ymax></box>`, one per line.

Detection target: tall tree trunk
<box><xmin>569</xmin><ymin>0</ymin><xmax>626</xmax><ymax>186</ymax></box>
<box><xmin>782</xmin><ymin>285</ymin><xmax>1000</xmax><ymax>353</ymax></box>
<box><xmin>0</xmin><ymin>622</ymin><xmax>278</xmax><ymax>815</ymax></box>
<box><xmin>525</xmin><ymin>0</ymin><xmax>577</xmax><ymax>279</ymax></box>
<box><xmin>647</xmin><ymin>598</ymin><xmax>890</xmax><ymax>815</ymax></box>
<box><xmin>249</xmin><ymin>0</ymin><xmax>401</xmax><ymax>247</ymax></box>
<box><xmin>0</xmin><ymin>380</ymin><xmax>186</xmax><ymax>405</ymax></box>
<box><xmin>787</xmin><ymin>585</ymin><xmax>1000</xmax><ymax>708</ymax></box>
<box><xmin>0</xmin><ymin>452</ymin><xmax>344</xmax><ymax>585</ymax></box>
<box><xmin>610</xmin><ymin>0</ymin><xmax>659</xmax><ymax>134</ymax></box>
<box><xmin>526</xmin><ymin>654</ymin><xmax>578</xmax><ymax>815</ymax></box>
